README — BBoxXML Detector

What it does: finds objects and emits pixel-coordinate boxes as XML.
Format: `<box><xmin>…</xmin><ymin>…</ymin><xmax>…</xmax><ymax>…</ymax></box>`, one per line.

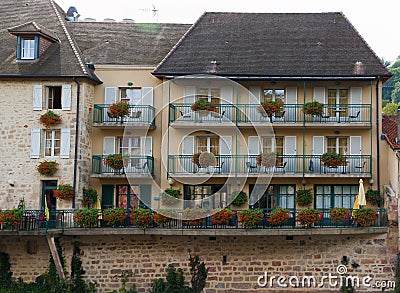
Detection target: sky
<box><xmin>56</xmin><ymin>0</ymin><xmax>400</xmax><ymax>63</ymax></box>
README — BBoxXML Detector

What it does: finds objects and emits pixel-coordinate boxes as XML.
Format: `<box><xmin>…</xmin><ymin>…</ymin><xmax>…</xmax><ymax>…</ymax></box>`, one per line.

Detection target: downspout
<box><xmin>376</xmin><ymin>77</ymin><xmax>381</xmax><ymax>193</ymax></box>
<box><xmin>72</xmin><ymin>77</ymin><xmax>81</xmax><ymax>209</ymax></box>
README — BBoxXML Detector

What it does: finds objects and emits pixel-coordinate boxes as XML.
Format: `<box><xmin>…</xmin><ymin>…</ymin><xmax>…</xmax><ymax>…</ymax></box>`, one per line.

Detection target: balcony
<box><xmin>168</xmin><ymin>104</ymin><xmax>371</xmax><ymax>127</ymax></box>
<box><xmin>93</xmin><ymin>104</ymin><xmax>155</xmax><ymax>128</ymax></box>
<box><xmin>92</xmin><ymin>155</ymin><xmax>154</xmax><ymax>178</ymax></box>
<box><xmin>167</xmin><ymin>155</ymin><xmax>371</xmax><ymax>178</ymax></box>
<box><xmin>0</xmin><ymin>208</ymin><xmax>387</xmax><ymax>236</ymax></box>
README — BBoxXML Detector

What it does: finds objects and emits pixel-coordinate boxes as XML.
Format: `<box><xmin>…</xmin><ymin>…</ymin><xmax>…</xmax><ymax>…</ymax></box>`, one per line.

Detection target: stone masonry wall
<box><xmin>0</xmin><ymin>228</ymin><xmax>397</xmax><ymax>292</ymax></box>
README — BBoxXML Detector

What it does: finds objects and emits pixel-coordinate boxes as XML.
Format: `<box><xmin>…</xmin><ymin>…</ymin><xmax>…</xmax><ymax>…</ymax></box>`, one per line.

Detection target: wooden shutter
<box><xmin>312</xmin><ymin>136</ymin><xmax>324</xmax><ymax>155</ymax></box>
<box><xmin>248</xmin><ymin>136</ymin><xmax>260</xmax><ymax>155</ymax></box>
<box><xmin>350</xmin><ymin>136</ymin><xmax>362</xmax><ymax>155</ymax></box>
<box><xmin>101</xmin><ymin>185</ymin><xmax>115</xmax><ymax>209</ymax></box>
<box><xmin>61</xmin><ymin>84</ymin><xmax>72</xmax><ymax>110</ymax></box>
<box><xmin>103</xmin><ymin>136</ymin><xmax>116</xmax><ymax>155</ymax></box>
<box><xmin>33</xmin><ymin>85</ymin><xmax>43</xmax><ymax>110</ymax></box>
<box><xmin>30</xmin><ymin>128</ymin><xmax>41</xmax><ymax>158</ymax></box>
<box><xmin>220</xmin><ymin>136</ymin><xmax>232</xmax><ymax>155</ymax></box>
<box><xmin>183</xmin><ymin>86</ymin><xmax>196</xmax><ymax>104</ymax></box>
<box><xmin>139</xmin><ymin>184</ymin><xmax>152</xmax><ymax>208</ymax></box>
<box><xmin>182</xmin><ymin>136</ymin><xmax>194</xmax><ymax>155</ymax></box>
<box><xmin>284</xmin><ymin>136</ymin><xmax>296</xmax><ymax>155</ymax></box>
<box><xmin>104</xmin><ymin>87</ymin><xmax>117</xmax><ymax>104</ymax></box>
<box><xmin>141</xmin><ymin>136</ymin><xmax>152</xmax><ymax>156</ymax></box>
<box><xmin>249</xmin><ymin>87</ymin><xmax>261</xmax><ymax>104</ymax></box>
<box><xmin>313</xmin><ymin>87</ymin><xmax>325</xmax><ymax>103</ymax></box>
<box><xmin>142</xmin><ymin>87</ymin><xmax>153</xmax><ymax>106</ymax></box>
<box><xmin>60</xmin><ymin>128</ymin><xmax>71</xmax><ymax>158</ymax></box>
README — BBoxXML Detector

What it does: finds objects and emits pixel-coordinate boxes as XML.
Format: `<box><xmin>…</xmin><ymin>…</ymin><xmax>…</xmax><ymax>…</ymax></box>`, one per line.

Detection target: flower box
<box><xmin>102</xmin><ymin>208</ymin><xmax>127</xmax><ymax>227</ymax></box>
<box><xmin>36</xmin><ymin>160</ymin><xmax>58</xmax><ymax>176</ymax></box>
<box><xmin>103</xmin><ymin>154</ymin><xmax>128</xmax><ymax>171</ymax></box>
<box><xmin>73</xmin><ymin>209</ymin><xmax>99</xmax><ymax>228</ymax></box>
<box><xmin>257</xmin><ymin>100</ymin><xmax>283</xmax><ymax>117</ymax></box>
<box><xmin>107</xmin><ymin>101</ymin><xmax>130</xmax><ymax>118</ymax></box>
<box><xmin>297</xmin><ymin>208</ymin><xmax>322</xmax><ymax>227</ymax></box>
<box><xmin>320</xmin><ymin>153</ymin><xmax>346</xmax><ymax>168</ymax></box>
<box><xmin>0</xmin><ymin>208</ymin><xmax>23</xmax><ymax>229</ymax></box>
<box><xmin>191</xmin><ymin>100</ymin><xmax>217</xmax><ymax>113</ymax></box>
<box><xmin>256</xmin><ymin>152</ymin><xmax>276</xmax><ymax>168</ymax></box>
<box><xmin>210</xmin><ymin>208</ymin><xmax>235</xmax><ymax>225</ymax></box>
<box><xmin>182</xmin><ymin>208</ymin><xmax>207</xmax><ymax>226</ymax></box>
<box><xmin>130</xmin><ymin>208</ymin><xmax>153</xmax><ymax>228</ymax></box>
<box><xmin>352</xmin><ymin>208</ymin><xmax>377</xmax><ymax>227</ymax></box>
<box><xmin>303</xmin><ymin>101</ymin><xmax>324</xmax><ymax>116</ymax></box>
<box><xmin>329</xmin><ymin>207</ymin><xmax>350</xmax><ymax>224</ymax></box>
<box><xmin>39</xmin><ymin>110</ymin><xmax>62</xmax><ymax>128</ymax></box>
<box><xmin>238</xmin><ymin>209</ymin><xmax>264</xmax><ymax>228</ymax></box>
<box><xmin>53</xmin><ymin>184</ymin><xmax>74</xmax><ymax>200</ymax></box>
<box><xmin>268</xmin><ymin>207</ymin><xmax>290</xmax><ymax>225</ymax></box>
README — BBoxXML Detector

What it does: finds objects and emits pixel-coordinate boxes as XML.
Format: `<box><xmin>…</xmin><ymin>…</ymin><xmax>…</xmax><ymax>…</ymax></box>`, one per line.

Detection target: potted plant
<box><xmin>297</xmin><ymin>208</ymin><xmax>322</xmax><ymax>227</ymax></box>
<box><xmin>268</xmin><ymin>207</ymin><xmax>290</xmax><ymax>225</ymax></box>
<box><xmin>0</xmin><ymin>208</ymin><xmax>23</xmax><ymax>229</ymax></box>
<box><xmin>191</xmin><ymin>99</ymin><xmax>217</xmax><ymax>115</ymax></box>
<box><xmin>82</xmin><ymin>188</ymin><xmax>98</xmax><ymax>208</ymax></box>
<box><xmin>53</xmin><ymin>184</ymin><xmax>75</xmax><ymax>200</ymax></box>
<box><xmin>103</xmin><ymin>208</ymin><xmax>127</xmax><ymax>227</ymax></box>
<box><xmin>199</xmin><ymin>152</ymin><xmax>217</xmax><ymax>168</ymax></box>
<box><xmin>36</xmin><ymin>160</ymin><xmax>58</xmax><ymax>176</ymax></box>
<box><xmin>366</xmin><ymin>189</ymin><xmax>382</xmax><ymax>206</ymax></box>
<box><xmin>161</xmin><ymin>188</ymin><xmax>181</xmax><ymax>206</ymax></box>
<box><xmin>320</xmin><ymin>153</ymin><xmax>346</xmax><ymax>168</ymax></box>
<box><xmin>352</xmin><ymin>208</ymin><xmax>378</xmax><ymax>227</ymax></box>
<box><xmin>329</xmin><ymin>207</ymin><xmax>350</xmax><ymax>224</ymax></box>
<box><xmin>238</xmin><ymin>209</ymin><xmax>264</xmax><ymax>229</ymax></box>
<box><xmin>303</xmin><ymin>101</ymin><xmax>324</xmax><ymax>116</ymax></box>
<box><xmin>230</xmin><ymin>191</ymin><xmax>247</xmax><ymax>207</ymax></box>
<box><xmin>39</xmin><ymin>110</ymin><xmax>62</xmax><ymax>128</ymax></box>
<box><xmin>296</xmin><ymin>189</ymin><xmax>313</xmax><ymax>207</ymax></box>
<box><xmin>192</xmin><ymin>153</ymin><xmax>201</xmax><ymax>167</ymax></box>
<box><xmin>73</xmin><ymin>209</ymin><xmax>99</xmax><ymax>228</ymax></box>
<box><xmin>256</xmin><ymin>152</ymin><xmax>276</xmax><ymax>168</ymax></box>
<box><xmin>130</xmin><ymin>208</ymin><xmax>153</xmax><ymax>228</ymax></box>
<box><xmin>103</xmin><ymin>154</ymin><xmax>128</xmax><ymax>171</ymax></box>
<box><xmin>153</xmin><ymin>210</ymin><xmax>177</xmax><ymax>226</ymax></box>
<box><xmin>257</xmin><ymin>100</ymin><xmax>283</xmax><ymax>117</ymax></box>
<box><xmin>182</xmin><ymin>207</ymin><xmax>207</xmax><ymax>226</ymax></box>
<box><xmin>107</xmin><ymin>101</ymin><xmax>130</xmax><ymax>119</ymax></box>
<box><xmin>210</xmin><ymin>208</ymin><xmax>235</xmax><ymax>225</ymax></box>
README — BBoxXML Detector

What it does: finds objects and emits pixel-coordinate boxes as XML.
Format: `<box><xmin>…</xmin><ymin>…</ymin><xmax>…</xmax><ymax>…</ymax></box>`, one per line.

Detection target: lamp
<box><xmin>369</xmin><ymin>178</ymin><xmax>374</xmax><ymax>186</ymax></box>
<box><xmin>127</xmin><ymin>82</ymin><xmax>133</xmax><ymax>86</ymax></box>
<box><xmin>168</xmin><ymin>178</ymin><xmax>174</xmax><ymax>187</ymax></box>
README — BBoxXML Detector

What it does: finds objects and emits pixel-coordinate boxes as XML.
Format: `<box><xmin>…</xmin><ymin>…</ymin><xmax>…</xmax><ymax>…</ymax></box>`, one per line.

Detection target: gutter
<box><xmin>376</xmin><ymin>77</ymin><xmax>381</xmax><ymax>192</ymax></box>
<box><xmin>72</xmin><ymin>78</ymin><xmax>80</xmax><ymax>209</ymax></box>
<box><xmin>0</xmin><ymin>74</ymin><xmax>102</xmax><ymax>84</ymax></box>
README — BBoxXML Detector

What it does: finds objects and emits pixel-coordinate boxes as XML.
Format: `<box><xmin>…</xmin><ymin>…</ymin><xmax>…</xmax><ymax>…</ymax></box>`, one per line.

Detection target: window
<box><xmin>327</xmin><ymin>137</ymin><xmax>348</xmax><ymax>155</ymax></box>
<box><xmin>120</xmin><ymin>88</ymin><xmax>142</xmax><ymax>105</ymax></box>
<box><xmin>184</xmin><ymin>184</ymin><xmax>228</xmax><ymax>209</ymax></box>
<box><xmin>263</xmin><ymin>89</ymin><xmax>285</xmax><ymax>103</ymax></box>
<box><xmin>314</xmin><ymin>185</ymin><xmax>357</xmax><ymax>209</ymax></box>
<box><xmin>46</xmin><ymin>86</ymin><xmax>62</xmax><ymax>109</ymax></box>
<box><xmin>197</xmin><ymin>88</ymin><xmax>221</xmax><ymax>110</ymax></box>
<box><xmin>327</xmin><ymin>89</ymin><xmax>349</xmax><ymax>117</ymax></box>
<box><xmin>262</xmin><ymin>136</ymin><xmax>283</xmax><ymax>164</ymax></box>
<box><xmin>21</xmin><ymin>37</ymin><xmax>36</xmax><ymax>60</ymax></box>
<box><xmin>44</xmin><ymin>130</ymin><xmax>61</xmax><ymax>157</ymax></box>
<box><xmin>117</xmin><ymin>185</ymin><xmax>142</xmax><ymax>209</ymax></box>
<box><xmin>118</xmin><ymin>136</ymin><xmax>141</xmax><ymax>155</ymax></box>
<box><xmin>250</xmin><ymin>184</ymin><xmax>295</xmax><ymax>210</ymax></box>
<box><xmin>197</xmin><ymin>136</ymin><xmax>219</xmax><ymax>155</ymax></box>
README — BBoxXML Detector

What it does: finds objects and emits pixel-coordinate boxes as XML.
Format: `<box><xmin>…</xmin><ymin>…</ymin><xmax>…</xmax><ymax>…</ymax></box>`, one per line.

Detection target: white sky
<box><xmin>56</xmin><ymin>0</ymin><xmax>400</xmax><ymax>63</ymax></box>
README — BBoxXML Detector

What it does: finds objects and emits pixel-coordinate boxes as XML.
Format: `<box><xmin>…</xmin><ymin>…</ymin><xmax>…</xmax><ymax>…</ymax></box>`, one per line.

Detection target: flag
<box><xmin>45</xmin><ymin>196</ymin><xmax>50</xmax><ymax>221</ymax></box>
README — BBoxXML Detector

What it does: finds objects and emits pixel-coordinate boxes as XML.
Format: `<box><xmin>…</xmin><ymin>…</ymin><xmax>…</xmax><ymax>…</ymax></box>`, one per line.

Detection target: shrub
<box><xmin>53</xmin><ymin>184</ymin><xmax>75</xmax><ymax>200</ymax></box>
<box><xmin>296</xmin><ymin>189</ymin><xmax>313</xmax><ymax>206</ymax></box>
<box><xmin>103</xmin><ymin>208</ymin><xmax>127</xmax><ymax>227</ymax></box>
<box><xmin>73</xmin><ymin>209</ymin><xmax>99</xmax><ymax>228</ymax></box>
<box><xmin>238</xmin><ymin>209</ymin><xmax>264</xmax><ymax>228</ymax></box>
<box><xmin>130</xmin><ymin>208</ymin><xmax>153</xmax><ymax>228</ymax></box>
<box><xmin>36</xmin><ymin>160</ymin><xmax>58</xmax><ymax>176</ymax></box>
<box><xmin>230</xmin><ymin>191</ymin><xmax>247</xmax><ymax>207</ymax></box>
<box><xmin>268</xmin><ymin>207</ymin><xmax>290</xmax><ymax>225</ymax></box>
<box><xmin>39</xmin><ymin>110</ymin><xmax>62</xmax><ymax>128</ymax></box>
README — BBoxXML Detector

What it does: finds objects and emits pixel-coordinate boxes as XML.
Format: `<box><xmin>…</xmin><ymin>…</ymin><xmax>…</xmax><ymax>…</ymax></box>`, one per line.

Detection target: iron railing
<box><xmin>93</xmin><ymin>104</ymin><xmax>155</xmax><ymax>126</ymax></box>
<box><xmin>169</xmin><ymin>103</ymin><xmax>234</xmax><ymax>124</ymax></box>
<box><xmin>92</xmin><ymin>155</ymin><xmax>154</xmax><ymax>175</ymax></box>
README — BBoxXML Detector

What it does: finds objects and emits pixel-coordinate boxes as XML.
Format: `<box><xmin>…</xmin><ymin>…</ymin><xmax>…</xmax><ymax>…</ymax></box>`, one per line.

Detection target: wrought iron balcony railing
<box><xmin>92</xmin><ymin>155</ymin><xmax>154</xmax><ymax>175</ymax></box>
<box><xmin>93</xmin><ymin>104</ymin><xmax>155</xmax><ymax>126</ymax></box>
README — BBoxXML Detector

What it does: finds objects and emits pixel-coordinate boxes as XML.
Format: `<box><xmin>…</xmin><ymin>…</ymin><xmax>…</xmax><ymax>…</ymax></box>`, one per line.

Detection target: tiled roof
<box><xmin>382</xmin><ymin>115</ymin><xmax>400</xmax><ymax>150</ymax></box>
<box><xmin>68</xmin><ymin>22</ymin><xmax>191</xmax><ymax>66</ymax></box>
<box><xmin>0</xmin><ymin>0</ymin><xmax>100</xmax><ymax>82</ymax></box>
<box><xmin>8</xmin><ymin>21</ymin><xmax>58</xmax><ymax>41</ymax></box>
<box><xmin>153</xmin><ymin>12</ymin><xmax>392</xmax><ymax>78</ymax></box>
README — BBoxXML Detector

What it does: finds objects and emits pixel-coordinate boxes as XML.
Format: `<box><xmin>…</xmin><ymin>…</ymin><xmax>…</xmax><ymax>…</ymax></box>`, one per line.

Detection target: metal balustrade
<box><xmin>92</xmin><ymin>155</ymin><xmax>154</xmax><ymax>175</ymax></box>
<box><xmin>93</xmin><ymin>104</ymin><xmax>155</xmax><ymax>126</ymax></box>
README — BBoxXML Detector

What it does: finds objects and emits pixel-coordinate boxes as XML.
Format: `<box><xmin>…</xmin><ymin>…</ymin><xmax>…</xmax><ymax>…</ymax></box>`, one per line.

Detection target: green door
<box><xmin>41</xmin><ymin>180</ymin><xmax>57</xmax><ymax>210</ymax></box>
<box><xmin>101</xmin><ymin>185</ymin><xmax>115</xmax><ymax>209</ymax></box>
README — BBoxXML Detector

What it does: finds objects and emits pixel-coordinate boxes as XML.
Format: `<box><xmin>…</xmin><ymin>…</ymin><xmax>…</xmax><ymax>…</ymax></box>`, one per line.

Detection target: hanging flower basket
<box><xmin>210</xmin><ymin>208</ymin><xmax>235</xmax><ymax>225</ymax></box>
<box><xmin>107</xmin><ymin>101</ymin><xmax>130</xmax><ymax>118</ymax></box>
<box><xmin>39</xmin><ymin>110</ymin><xmax>62</xmax><ymax>128</ymax></box>
<box><xmin>296</xmin><ymin>189</ymin><xmax>313</xmax><ymax>206</ymax></box>
<box><xmin>103</xmin><ymin>154</ymin><xmax>128</xmax><ymax>171</ymax></box>
<box><xmin>303</xmin><ymin>101</ymin><xmax>324</xmax><ymax>116</ymax></box>
<box><xmin>36</xmin><ymin>160</ymin><xmax>58</xmax><ymax>176</ymax></box>
<box><xmin>352</xmin><ymin>208</ymin><xmax>378</xmax><ymax>227</ymax></box>
<box><xmin>257</xmin><ymin>100</ymin><xmax>283</xmax><ymax>117</ymax></box>
<box><xmin>329</xmin><ymin>207</ymin><xmax>350</xmax><ymax>223</ymax></box>
<box><xmin>297</xmin><ymin>208</ymin><xmax>322</xmax><ymax>227</ymax></box>
<box><xmin>53</xmin><ymin>184</ymin><xmax>75</xmax><ymax>200</ymax></box>
<box><xmin>365</xmin><ymin>190</ymin><xmax>382</xmax><ymax>206</ymax></box>
<box><xmin>320</xmin><ymin>153</ymin><xmax>346</xmax><ymax>167</ymax></box>
<box><xmin>268</xmin><ymin>207</ymin><xmax>291</xmax><ymax>225</ymax></box>
<box><xmin>161</xmin><ymin>188</ymin><xmax>181</xmax><ymax>206</ymax></box>
<box><xmin>256</xmin><ymin>152</ymin><xmax>276</xmax><ymax>168</ymax></box>
<box><xmin>82</xmin><ymin>188</ymin><xmax>98</xmax><ymax>207</ymax></box>
<box><xmin>191</xmin><ymin>100</ymin><xmax>217</xmax><ymax>113</ymax></box>
<box><xmin>230</xmin><ymin>191</ymin><xmax>247</xmax><ymax>207</ymax></box>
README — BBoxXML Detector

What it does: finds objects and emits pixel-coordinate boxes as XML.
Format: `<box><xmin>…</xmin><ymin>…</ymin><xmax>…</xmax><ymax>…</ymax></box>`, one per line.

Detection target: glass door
<box><xmin>41</xmin><ymin>180</ymin><xmax>57</xmax><ymax>210</ymax></box>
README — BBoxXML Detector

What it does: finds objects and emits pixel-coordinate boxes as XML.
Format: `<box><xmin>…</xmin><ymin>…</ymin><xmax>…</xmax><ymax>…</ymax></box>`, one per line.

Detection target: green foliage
<box><xmin>107</xmin><ymin>270</ymin><xmax>136</xmax><ymax>293</ymax></box>
<box><xmin>188</xmin><ymin>254</ymin><xmax>208</xmax><ymax>293</ymax></box>
<box><xmin>365</xmin><ymin>189</ymin><xmax>382</xmax><ymax>206</ymax></box>
<box><xmin>71</xmin><ymin>242</ymin><xmax>96</xmax><ymax>293</ymax></box>
<box><xmin>82</xmin><ymin>188</ymin><xmax>98</xmax><ymax>207</ymax></box>
<box><xmin>0</xmin><ymin>252</ymin><xmax>12</xmax><ymax>286</ymax></box>
<box><xmin>74</xmin><ymin>209</ymin><xmax>99</xmax><ymax>228</ymax></box>
<box><xmin>296</xmin><ymin>189</ymin><xmax>313</xmax><ymax>206</ymax></box>
<box><xmin>382</xmin><ymin>102</ymin><xmax>400</xmax><ymax>115</ymax></box>
<box><xmin>382</xmin><ymin>99</ymin><xmax>390</xmax><ymax>108</ymax></box>
<box><xmin>230</xmin><ymin>191</ymin><xmax>247</xmax><ymax>207</ymax></box>
<box><xmin>320</xmin><ymin>152</ymin><xmax>346</xmax><ymax>167</ymax></box>
<box><xmin>238</xmin><ymin>209</ymin><xmax>264</xmax><ymax>228</ymax></box>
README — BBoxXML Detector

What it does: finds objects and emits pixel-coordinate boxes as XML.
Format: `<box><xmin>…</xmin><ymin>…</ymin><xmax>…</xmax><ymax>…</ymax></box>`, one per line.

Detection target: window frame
<box><xmin>263</xmin><ymin>88</ymin><xmax>285</xmax><ymax>103</ymax></box>
<box><xmin>250</xmin><ymin>184</ymin><xmax>295</xmax><ymax>210</ymax></box>
<box><xmin>314</xmin><ymin>184</ymin><xmax>357</xmax><ymax>210</ymax></box>
<box><xmin>45</xmin><ymin>86</ymin><xmax>62</xmax><ymax>109</ymax></box>
<box><xmin>326</xmin><ymin>136</ymin><xmax>348</xmax><ymax>155</ymax></box>
<box><xmin>18</xmin><ymin>35</ymin><xmax>39</xmax><ymax>60</ymax></box>
<box><xmin>44</xmin><ymin>129</ymin><xmax>61</xmax><ymax>158</ymax></box>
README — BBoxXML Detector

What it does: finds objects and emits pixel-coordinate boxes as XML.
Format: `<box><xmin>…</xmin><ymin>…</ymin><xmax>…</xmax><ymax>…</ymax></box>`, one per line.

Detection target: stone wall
<box><xmin>0</xmin><ymin>229</ymin><xmax>397</xmax><ymax>292</ymax></box>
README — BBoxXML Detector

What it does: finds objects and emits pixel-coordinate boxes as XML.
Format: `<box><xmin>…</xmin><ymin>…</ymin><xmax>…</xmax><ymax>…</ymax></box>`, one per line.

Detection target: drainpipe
<box><xmin>376</xmin><ymin>77</ymin><xmax>381</xmax><ymax>193</ymax></box>
<box><xmin>72</xmin><ymin>77</ymin><xmax>81</xmax><ymax>209</ymax></box>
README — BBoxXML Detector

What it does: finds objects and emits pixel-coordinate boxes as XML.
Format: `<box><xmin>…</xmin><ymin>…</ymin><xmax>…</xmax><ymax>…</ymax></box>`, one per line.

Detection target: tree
<box><xmin>382</xmin><ymin>102</ymin><xmax>400</xmax><ymax>115</ymax></box>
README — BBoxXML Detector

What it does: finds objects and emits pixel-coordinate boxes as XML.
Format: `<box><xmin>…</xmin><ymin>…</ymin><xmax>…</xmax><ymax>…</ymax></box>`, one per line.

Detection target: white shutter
<box><xmin>60</xmin><ymin>128</ymin><xmax>71</xmax><ymax>158</ymax></box>
<box><xmin>142</xmin><ymin>87</ymin><xmax>153</xmax><ymax>106</ymax></box>
<box><xmin>33</xmin><ymin>85</ymin><xmax>43</xmax><ymax>110</ymax></box>
<box><xmin>350</xmin><ymin>87</ymin><xmax>362</xmax><ymax>118</ymax></box>
<box><xmin>248</xmin><ymin>136</ymin><xmax>260</xmax><ymax>155</ymax></box>
<box><xmin>312</xmin><ymin>136</ymin><xmax>324</xmax><ymax>155</ymax></box>
<box><xmin>286</xmin><ymin>87</ymin><xmax>297</xmax><ymax>122</ymax></box>
<box><xmin>61</xmin><ymin>84</ymin><xmax>72</xmax><ymax>110</ymax></box>
<box><xmin>182</xmin><ymin>136</ymin><xmax>194</xmax><ymax>155</ymax></box>
<box><xmin>104</xmin><ymin>87</ymin><xmax>117</xmax><ymax>104</ymax></box>
<box><xmin>249</xmin><ymin>87</ymin><xmax>260</xmax><ymax>104</ymax></box>
<box><xmin>183</xmin><ymin>86</ymin><xmax>196</xmax><ymax>104</ymax></box>
<box><xmin>349</xmin><ymin>136</ymin><xmax>362</xmax><ymax>155</ymax></box>
<box><xmin>221</xmin><ymin>86</ymin><xmax>233</xmax><ymax>104</ymax></box>
<box><xmin>103</xmin><ymin>136</ymin><xmax>115</xmax><ymax>155</ymax></box>
<box><xmin>30</xmin><ymin>128</ymin><xmax>41</xmax><ymax>158</ymax></box>
<box><xmin>220</xmin><ymin>136</ymin><xmax>232</xmax><ymax>155</ymax></box>
<box><xmin>141</xmin><ymin>136</ymin><xmax>152</xmax><ymax>156</ymax></box>
<box><xmin>284</xmin><ymin>136</ymin><xmax>296</xmax><ymax>155</ymax></box>
<box><xmin>313</xmin><ymin>87</ymin><xmax>325</xmax><ymax>104</ymax></box>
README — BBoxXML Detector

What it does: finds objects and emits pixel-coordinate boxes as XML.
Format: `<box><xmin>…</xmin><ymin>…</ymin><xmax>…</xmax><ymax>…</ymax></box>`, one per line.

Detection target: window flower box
<box><xmin>103</xmin><ymin>154</ymin><xmax>128</xmax><ymax>171</ymax></box>
<box><xmin>256</xmin><ymin>152</ymin><xmax>276</xmax><ymax>168</ymax></box>
<box><xmin>73</xmin><ymin>208</ymin><xmax>99</xmax><ymax>228</ymax></box>
<box><xmin>191</xmin><ymin>100</ymin><xmax>217</xmax><ymax>114</ymax></box>
<box><xmin>36</xmin><ymin>160</ymin><xmax>58</xmax><ymax>176</ymax></box>
<box><xmin>39</xmin><ymin>110</ymin><xmax>62</xmax><ymax>128</ymax></box>
<box><xmin>303</xmin><ymin>101</ymin><xmax>324</xmax><ymax>116</ymax></box>
<box><xmin>130</xmin><ymin>208</ymin><xmax>153</xmax><ymax>228</ymax></box>
<box><xmin>210</xmin><ymin>208</ymin><xmax>235</xmax><ymax>225</ymax></box>
<box><xmin>329</xmin><ymin>207</ymin><xmax>350</xmax><ymax>224</ymax></box>
<box><xmin>268</xmin><ymin>207</ymin><xmax>290</xmax><ymax>225</ymax></box>
<box><xmin>297</xmin><ymin>208</ymin><xmax>322</xmax><ymax>227</ymax></box>
<box><xmin>257</xmin><ymin>100</ymin><xmax>283</xmax><ymax>117</ymax></box>
<box><xmin>320</xmin><ymin>153</ymin><xmax>346</xmax><ymax>168</ymax></box>
<box><xmin>238</xmin><ymin>209</ymin><xmax>264</xmax><ymax>228</ymax></box>
<box><xmin>102</xmin><ymin>208</ymin><xmax>127</xmax><ymax>227</ymax></box>
<box><xmin>352</xmin><ymin>208</ymin><xmax>377</xmax><ymax>227</ymax></box>
<box><xmin>53</xmin><ymin>184</ymin><xmax>75</xmax><ymax>200</ymax></box>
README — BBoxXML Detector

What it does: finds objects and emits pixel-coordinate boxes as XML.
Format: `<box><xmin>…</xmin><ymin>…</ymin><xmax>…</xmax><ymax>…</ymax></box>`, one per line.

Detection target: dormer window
<box><xmin>20</xmin><ymin>36</ymin><xmax>37</xmax><ymax>60</ymax></box>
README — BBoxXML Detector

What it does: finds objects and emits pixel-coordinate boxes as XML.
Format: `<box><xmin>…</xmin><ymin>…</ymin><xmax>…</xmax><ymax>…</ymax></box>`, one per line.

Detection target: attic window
<box><xmin>18</xmin><ymin>35</ymin><xmax>39</xmax><ymax>60</ymax></box>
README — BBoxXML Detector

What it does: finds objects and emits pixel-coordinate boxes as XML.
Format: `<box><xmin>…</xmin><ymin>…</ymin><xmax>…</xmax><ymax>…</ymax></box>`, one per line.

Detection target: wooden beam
<box><xmin>46</xmin><ymin>236</ymin><xmax>65</xmax><ymax>279</ymax></box>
